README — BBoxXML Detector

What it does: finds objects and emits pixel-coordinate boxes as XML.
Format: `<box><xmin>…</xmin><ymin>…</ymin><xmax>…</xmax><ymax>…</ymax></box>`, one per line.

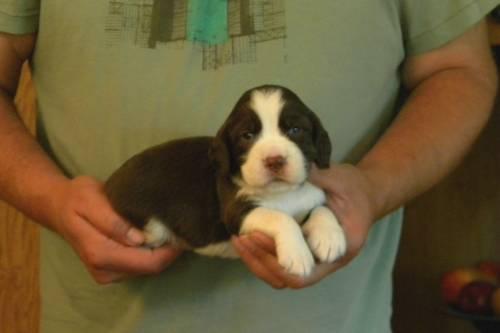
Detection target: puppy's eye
<box><xmin>241</xmin><ymin>131</ymin><xmax>256</xmax><ymax>141</ymax></box>
<box><xmin>287</xmin><ymin>127</ymin><xmax>303</xmax><ymax>137</ymax></box>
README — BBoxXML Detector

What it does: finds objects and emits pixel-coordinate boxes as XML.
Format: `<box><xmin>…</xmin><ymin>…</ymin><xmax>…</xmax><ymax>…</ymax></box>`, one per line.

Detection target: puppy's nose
<box><xmin>264</xmin><ymin>155</ymin><xmax>286</xmax><ymax>173</ymax></box>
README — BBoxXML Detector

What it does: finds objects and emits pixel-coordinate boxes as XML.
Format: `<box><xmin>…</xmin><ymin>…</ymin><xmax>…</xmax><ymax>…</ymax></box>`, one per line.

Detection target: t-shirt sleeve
<box><xmin>400</xmin><ymin>0</ymin><xmax>500</xmax><ymax>55</ymax></box>
<box><xmin>0</xmin><ymin>0</ymin><xmax>39</xmax><ymax>34</ymax></box>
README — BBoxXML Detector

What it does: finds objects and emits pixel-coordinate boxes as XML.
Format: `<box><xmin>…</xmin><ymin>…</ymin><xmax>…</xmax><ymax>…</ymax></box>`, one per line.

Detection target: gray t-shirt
<box><xmin>1</xmin><ymin>1</ymin><xmax>498</xmax><ymax>332</ymax></box>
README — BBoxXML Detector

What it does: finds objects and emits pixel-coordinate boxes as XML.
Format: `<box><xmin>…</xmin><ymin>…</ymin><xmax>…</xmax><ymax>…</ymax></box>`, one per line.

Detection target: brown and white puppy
<box><xmin>105</xmin><ymin>85</ymin><xmax>346</xmax><ymax>277</ymax></box>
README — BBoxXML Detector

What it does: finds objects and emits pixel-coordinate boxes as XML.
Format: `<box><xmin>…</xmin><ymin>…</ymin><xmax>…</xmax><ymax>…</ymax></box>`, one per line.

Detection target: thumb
<box><xmin>78</xmin><ymin>184</ymin><xmax>145</xmax><ymax>246</ymax></box>
<box><xmin>308</xmin><ymin>163</ymin><xmax>331</xmax><ymax>188</ymax></box>
<box><xmin>86</xmin><ymin>205</ymin><xmax>145</xmax><ymax>246</ymax></box>
<box><xmin>108</xmin><ymin>217</ymin><xmax>145</xmax><ymax>247</ymax></box>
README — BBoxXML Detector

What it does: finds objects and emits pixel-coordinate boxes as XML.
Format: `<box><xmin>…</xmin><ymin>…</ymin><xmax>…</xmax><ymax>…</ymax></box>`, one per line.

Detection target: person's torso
<box><xmin>33</xmin><ymin>0</ymin><xmax>404</xmax><ymax>180</ymax></box>
<box><xmin>36</xmin><ymin>1</ymin><xmax>405</xmax><ymax>333</ymax></box>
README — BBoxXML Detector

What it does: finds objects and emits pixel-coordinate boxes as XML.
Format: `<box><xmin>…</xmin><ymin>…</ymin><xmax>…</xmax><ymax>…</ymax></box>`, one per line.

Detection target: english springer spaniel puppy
<box><xmin>105</xmin><ymin>85</ymin><xmax>346</xmax><ymax>277</ymax></box>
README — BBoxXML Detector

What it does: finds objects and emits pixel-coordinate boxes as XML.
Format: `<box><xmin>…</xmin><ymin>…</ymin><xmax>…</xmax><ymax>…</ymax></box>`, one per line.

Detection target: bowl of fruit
<box><xmin>440</xmin><ymin>261</ymin><xmax>500</xmax><ymax>333</ymax></box>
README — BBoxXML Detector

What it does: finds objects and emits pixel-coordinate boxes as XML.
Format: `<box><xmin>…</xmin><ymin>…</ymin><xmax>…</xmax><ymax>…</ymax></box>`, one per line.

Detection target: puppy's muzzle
<box><xmin>264</xmin><ymin>155</ymin><xmax>287</xmax><ymax>173</ymax></box>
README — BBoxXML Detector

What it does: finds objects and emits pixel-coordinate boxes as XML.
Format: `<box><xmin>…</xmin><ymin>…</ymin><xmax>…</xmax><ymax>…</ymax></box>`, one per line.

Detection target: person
<box><xmin>0</xmin><ymin>1</ymin><xmax>498</xmax><ymax>332</ymax></box>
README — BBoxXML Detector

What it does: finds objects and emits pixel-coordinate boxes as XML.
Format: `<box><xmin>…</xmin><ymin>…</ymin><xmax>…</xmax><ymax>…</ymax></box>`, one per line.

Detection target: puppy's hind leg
<box><xmin>142</xmin><ymin>217</ymin><xmax>178</xmax><ymax>248</ymax></box>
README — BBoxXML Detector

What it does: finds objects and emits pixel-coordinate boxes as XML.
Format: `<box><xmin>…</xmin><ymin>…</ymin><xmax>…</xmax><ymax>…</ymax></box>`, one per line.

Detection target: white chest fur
<box><xmin>244</xmin><ymin>181</ymin><xmax>326</xmax><ymax>222</ymax></box>
<box><xmin>238</xmin><ymin>182</ymin><xmax>326</xmax><ymax>222</ymax></box>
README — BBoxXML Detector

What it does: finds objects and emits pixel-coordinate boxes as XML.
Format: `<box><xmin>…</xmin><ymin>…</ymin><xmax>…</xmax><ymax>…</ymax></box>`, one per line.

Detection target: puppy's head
<box><xmin>211</xmin><ymin>85</ymin><xmax>331</xmax><ymax>191</ymax></box>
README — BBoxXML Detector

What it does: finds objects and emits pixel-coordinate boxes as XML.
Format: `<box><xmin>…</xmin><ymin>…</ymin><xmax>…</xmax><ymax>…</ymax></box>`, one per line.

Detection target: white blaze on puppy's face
<box><xmin>240</xmin><ymin>89</ymin><xmax>307</xmax><ymax>188</ymax></box>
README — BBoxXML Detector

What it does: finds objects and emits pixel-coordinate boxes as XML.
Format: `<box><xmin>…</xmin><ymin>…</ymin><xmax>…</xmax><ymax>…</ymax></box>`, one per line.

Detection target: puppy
<box><xmin>105</xmin><ymin>85</ymin><xmax>346</xmax><ymax>277</ymax></box>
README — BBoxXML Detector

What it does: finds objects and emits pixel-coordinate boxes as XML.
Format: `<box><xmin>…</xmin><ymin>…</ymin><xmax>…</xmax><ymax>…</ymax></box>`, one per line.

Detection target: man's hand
<box><xmin>232</xmin><ymin>164</ymin><xmax>376</xmax><ymax>289</ymax></box>
<box><xmin>52</xmin><ymin>176</ymin><xmax>183</xmax><ymax>284</ymax></box>
<box><xmin>232</xmin><ymin>20</ymin><xmax>497</xmax><ymax>289</ymax></box>
<box><xmin>0</xmin><ymin>33</ymin><xmax>182</xmax><ymax>285</ymax></box>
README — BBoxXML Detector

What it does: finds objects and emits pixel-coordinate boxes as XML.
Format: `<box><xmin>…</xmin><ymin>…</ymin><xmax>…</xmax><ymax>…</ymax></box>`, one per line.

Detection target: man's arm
<box><xmin>0</xmin><ymin>33</ymin><xmax>181</xmax><ymax>284</ymax></box>
<box><xmin>358</xmin><ymin>19</ymin><xmax>497</xmax><ymax>218</ymax></box>
<box><xmin>0</xmin><ymin>33</ymin><xmax>69</xmax><ymax>229</ymax></box>
<box><xmin>232</xmin><ymin>20</ymin><xmax>498</xmax><ymax>289</ymax></box>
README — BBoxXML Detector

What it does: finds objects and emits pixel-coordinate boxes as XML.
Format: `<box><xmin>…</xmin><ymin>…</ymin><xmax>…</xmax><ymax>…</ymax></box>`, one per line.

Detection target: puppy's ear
<box><xmin>308</xmin><ymin>110</ymin><xmax>332</xmax><ymax>169</ymax></box>
<box><xmin>209</xmin><ymin>128</ymin><xmax>231</xmax><ymax>176</ymax></box>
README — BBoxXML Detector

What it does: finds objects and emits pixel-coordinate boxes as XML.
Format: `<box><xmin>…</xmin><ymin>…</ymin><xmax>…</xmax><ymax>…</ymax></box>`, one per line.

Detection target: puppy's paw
<box><xmin>303</xmin><ymin>207</ymin><xmax>346</xmax><ymax>263</ymax></box>
<box><xmin>276</xmin><ymin>233</ymin><xmax>315</xmax><ymax>277</ymax></box>
<box><xmin>306</xmin><ymin>225</ymin><xmax>346</xmax><ymax>263</ymax></box>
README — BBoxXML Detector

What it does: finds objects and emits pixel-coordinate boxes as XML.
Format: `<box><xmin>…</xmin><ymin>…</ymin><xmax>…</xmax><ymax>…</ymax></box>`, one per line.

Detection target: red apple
<box><xmin>441</xmin><ymin>267</ymin><xmax>497</xmax><ymax>306</ymax></box>
<box><xmin>477</xmin><ymin>261</ymin><xmax>500</xmax><ymax>281</ymax></box>
<box><xmin>457</xmin><ymin>281</ymin><xmax>496</xmax><ymax>315</ymax></box>
<box><xmin>492</xmin><ymin>288</ymin><xmax>500</xmax><ymax>317</ymax></box>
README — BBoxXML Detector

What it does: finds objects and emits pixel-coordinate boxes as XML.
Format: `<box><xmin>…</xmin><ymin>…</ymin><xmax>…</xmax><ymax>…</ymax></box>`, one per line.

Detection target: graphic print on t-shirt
<box><xmin>105</xmin><ymin>0</ymin><xmax>286</xmax><ymax>70</ymax></box>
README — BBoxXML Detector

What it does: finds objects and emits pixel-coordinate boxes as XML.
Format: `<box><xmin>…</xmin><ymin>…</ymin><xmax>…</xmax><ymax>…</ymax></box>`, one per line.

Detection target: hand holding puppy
<box><xmin>232</xmin><ymin>163</ymin><xmax>376</xmax><ymax>289</ymax></box>
<box><xmin>51</xmin><ymin>176</ymin><xmax>182</xmax><ymax>284</ymax></box>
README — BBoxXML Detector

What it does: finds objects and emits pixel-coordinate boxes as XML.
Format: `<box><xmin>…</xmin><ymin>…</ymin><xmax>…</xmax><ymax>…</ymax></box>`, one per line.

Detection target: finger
<box><xmin>308</xmin><ymin>164</ymin><xmax>326</xmax><ymax>184</ymax></box>
<box><xmin>247</xmin><ymin>232</ymin><xmax>276</xmax><ymax>255</ymax></box>
<box><xmin>238</xmin><ymin>235</ymin><xmax>314</xmax><ymax>288</ymax></box>
<box><xmin>70</xmin><ymin>215</ymin><xmax>182</xmax><ymax>275</ymax></box>
<box><xmin>90</xmin><ymin>269</ymin><xmax>128</xmax><ymax>285</ymax></box>
<box><xmin>287</xmin><ymin>262</ymin><xmax>342</xmax><ymax>290</ymax></box>
<box><xmin>102</xmin><ymin>243</ymin><xmax>183</xmax><ymax>275</ymax></box>
<box><xmin>77</xmin><ymin>187</ymin><xmax>145</xmax><ymax>246</ymax></box>
<box><xmin>232</xmin><ymin>237</ymin><xmax>286</xmax><ymax>289</ymax></box>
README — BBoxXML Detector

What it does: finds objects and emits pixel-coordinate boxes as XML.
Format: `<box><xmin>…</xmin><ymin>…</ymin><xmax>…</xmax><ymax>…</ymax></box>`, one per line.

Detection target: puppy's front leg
<box><xmin>302</xmin><ymin>206</ymin><xmax>346</xmax><ymax>263</ymax></box>
<box><xmin>240</xmin><ymin>207</ymin><xmax>315</xmax><ymax>277</ymax></box>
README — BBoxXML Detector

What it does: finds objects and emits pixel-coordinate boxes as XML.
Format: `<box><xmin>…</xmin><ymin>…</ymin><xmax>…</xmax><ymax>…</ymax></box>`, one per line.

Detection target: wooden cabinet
<box><xmin>0</xmin><ymin>66</ymin><xmax>40</xmax><ymax>333</ymax></box>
